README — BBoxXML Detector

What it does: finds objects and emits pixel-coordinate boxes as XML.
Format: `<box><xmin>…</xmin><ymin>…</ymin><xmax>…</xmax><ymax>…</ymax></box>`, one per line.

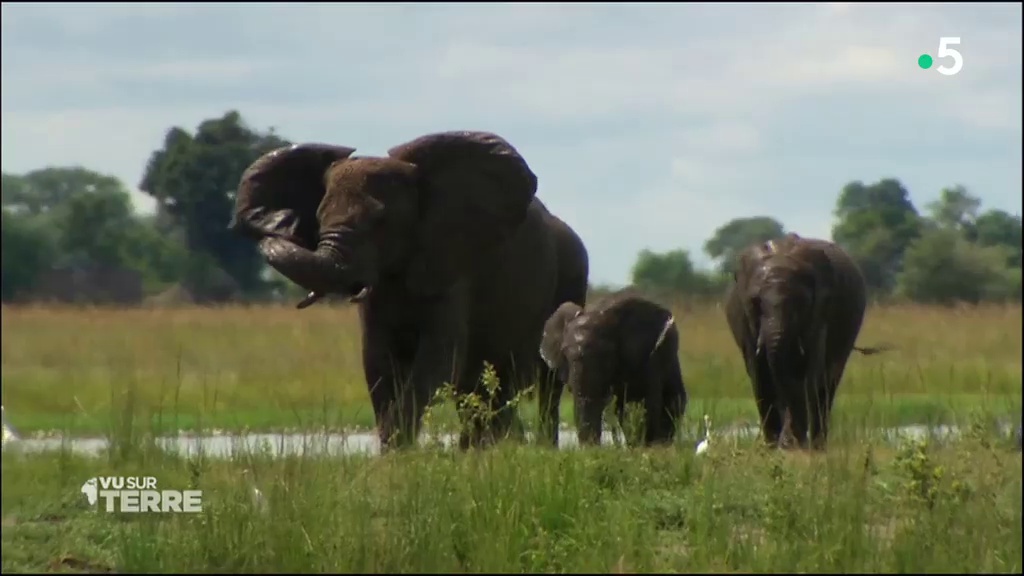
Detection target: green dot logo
<box><xmin>919</xmin><ymin>38</ymin><xmax>963</xmax><ymax>76</ymax></box>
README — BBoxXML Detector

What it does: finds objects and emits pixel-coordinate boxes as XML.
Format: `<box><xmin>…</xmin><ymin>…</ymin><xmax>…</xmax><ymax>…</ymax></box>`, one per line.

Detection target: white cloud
<box><xmin>1</xmin><ymin>3</ymin><xmax>1019</xmax><ymax>284</ymax></box>
<box><xmin>675</xmin><ymin>122</ymin><xmax>762</xmax><ymax>156</ymax></box>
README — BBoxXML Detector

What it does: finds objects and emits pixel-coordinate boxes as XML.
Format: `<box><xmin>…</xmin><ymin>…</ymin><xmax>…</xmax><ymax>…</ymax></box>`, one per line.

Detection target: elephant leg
<box><xmin>485</xmin><ymin>349</ymin><xmax>535</xmax><ymax>446</ymax></box>
<box><xmin>656</xmin><ymin>354</ymin><xmax>687</xmax><ymax>446</ymax></box>
<box><xmin>807</xmin><ymin>331</ymin><xmax>834</xmax><ymax>451</ymax></box>
<box><xmin>536</xmin><ymin>361</ymin><xmax>564</xmax><ymax>448</ymax></box>
<box><xmin>483</xmin><ymin>378</ymin><xmax>519</xmax><ymax>447</ymax></box>
<box><xmin>811</xmin><ymin>362</ymin><xmax>845</xmax><ymax>451</ymax></box>
<box><xmin>360</xmin><ymin>327</ymin><xmax>414</xmax><ymax>452</ymax></box>
<box><xmin>782</xmin><ymin>384</ymin><xmax>812</xmax><ymax>450</ymax></box>
<box><xmin>455</xmin><ymin>349</ymin><xmax>488</xmax><ymax>450</ymax></box>
<box><xmin>655</xmin><ymin>396</ymin><xmax>682</xmax><ymax>447</ymax></box>
<box><xmin>750</xmin><ymin>351</ymin><xmax>783</xmax><ymax>446</ymax></box>
<box><xmin>504</xmin><ymin>349</ymin><xmax>540</xmax><ymax>443</ymax></box>
<box><xmin>809</xmin><ymin>381</ymin><xmax>832</xmax><ymax>451</ymax></box>
<box><xmin>390</xmin><ymin>351</ymin><xmax>446</xmax><ymax>451</ymax></box>
<box><xmin>805</xmin><ymin>362</ymin><xmax>831</xmax><ymax>452</ymax></box>
<box><xmin>393</xmin><ymin>298</ymin><xmax>467</xmax><ymax>451</ymax></box>
<box><xmin>653</xmin><ymin>380</ymin><xmax>685</xmax><ymax>447</ymax></box>
<box><xmin>458</xmin><ymin>349</ymin><xmax>528</xmax><ymax>449</ymax></box>
<box><xmin>575</xmin><ymin>395</ymin><xmax>605</xmax><ymax>446</ymax></box>
<box><xmin>617</xmin><ymin>388</ymin><xmax>646</xmax><ymax>446</ymax></box>
<box><xmin>641</xmin><ymin>369</ymin><xmax>672</xmax><ymax>447</ymax></box>
<box><xmin>643</xmin><ymin>401</ymin><xmax>668</xmax><ymax>447</ymax></box>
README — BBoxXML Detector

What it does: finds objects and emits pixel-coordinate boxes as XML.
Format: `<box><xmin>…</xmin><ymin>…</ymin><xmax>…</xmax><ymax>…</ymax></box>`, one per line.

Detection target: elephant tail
<box><xmin>853</xmin><ymin>343</ymin><xmax>894</xmax><ymax>356</ymax></box>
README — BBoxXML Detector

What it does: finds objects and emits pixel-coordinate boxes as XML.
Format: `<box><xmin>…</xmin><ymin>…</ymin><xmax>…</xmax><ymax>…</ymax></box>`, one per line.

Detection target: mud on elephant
<box><xmin>540</xmin><ymin>290</ymin><xmax>688</xmax><ymax>447</ymax></box>
<box><xmin>724</xmin><ymin>233</ymin><xmax>887</xmax><ymax>451</ymax></box>
<box><xmin>230</xmin><ymin>131</ymin><xmax>589</xmax><ymax>451</ymax></box>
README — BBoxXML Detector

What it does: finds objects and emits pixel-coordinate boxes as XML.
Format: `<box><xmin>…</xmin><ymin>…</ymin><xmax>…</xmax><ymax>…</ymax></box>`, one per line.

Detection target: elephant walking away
<box><xmin>724</xmin><ymin>233</ymin><xmax>885</xmax><ymax>451</ymax></box>
<box><xmin>230</xmin><ymin>132</ymin><xmax>589</xmax><ymax>451</ymax></box>
<box><xmin>539</xmin><ymin>289</ymin><xmax>688</xmax><ymax>447</ymax></box>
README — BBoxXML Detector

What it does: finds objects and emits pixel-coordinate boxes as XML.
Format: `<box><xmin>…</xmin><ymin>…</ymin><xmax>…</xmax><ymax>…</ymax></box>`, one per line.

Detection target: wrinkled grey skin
<box><xmin>725</xmin><ymin>233</ymin><xmax>884</xmax><ymax>451</ymax></box>
<box><xmin>540</xmin><ymin>290</ymin><xmax>688</xmax><ymax>447</ymax></box>
<box><xmin>229</xmin><ymin>132</ymin><xmax>589</xmax><ymax>451</ymax></box>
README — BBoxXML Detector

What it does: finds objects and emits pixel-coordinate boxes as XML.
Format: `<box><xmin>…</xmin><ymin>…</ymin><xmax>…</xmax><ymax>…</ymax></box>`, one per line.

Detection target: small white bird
<box><xmin>241</xmin><ymin>468</ymin><xmax>268</xmax><ymax>513</ymax></box>
<box><xmin>2</xmin><ymin>405</ymin><xmax>21</xmax><ymax>446</ymax></box>
<box><xmin>695</xmin><ymin>414</ymin><xmax>711</xmax><ymax>455</ymax></box>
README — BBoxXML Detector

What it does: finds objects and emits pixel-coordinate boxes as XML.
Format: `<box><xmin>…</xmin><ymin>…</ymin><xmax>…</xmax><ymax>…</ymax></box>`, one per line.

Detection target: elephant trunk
<box><xmin>574</xmin><ymin>394</ymin><xmax>605</xmax><ymax>445</ymax></box>
<box><xmin>760</xmin><ymin>310</ymin><xmax>814</xmax><ymax>443</ymax></box>
<box><xmin>258</xmin><ymin>230</ymin><xmax>370</xmax><ymax>308</ymax></box>
<box><xmin>758</xmin><ymin>315</ymin><xmax>787</xmax><ymax>371</ymax></box>
<box><xmin>760</xmin><ymin>314</ymin><xmax>800</xmax><ymax>405</ymax></box>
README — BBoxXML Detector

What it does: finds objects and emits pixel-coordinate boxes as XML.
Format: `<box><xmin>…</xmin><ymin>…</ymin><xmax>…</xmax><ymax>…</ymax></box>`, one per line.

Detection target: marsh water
<box><xmin>3</xmin><ymin>422</ymin><xmax>1018</xmax><ymax>459</ymax></box>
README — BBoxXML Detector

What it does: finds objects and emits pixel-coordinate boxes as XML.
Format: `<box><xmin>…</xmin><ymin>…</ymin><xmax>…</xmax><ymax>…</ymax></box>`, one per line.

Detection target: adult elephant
<box><xmin>229</xmin><ymin>132</ymin><xmax>589</xmax><ymax>451</ymax></box>
<box><xmin>724</xmin><ymin>233</ymin><xmax>883</xmax><ymax>450</ymax></box>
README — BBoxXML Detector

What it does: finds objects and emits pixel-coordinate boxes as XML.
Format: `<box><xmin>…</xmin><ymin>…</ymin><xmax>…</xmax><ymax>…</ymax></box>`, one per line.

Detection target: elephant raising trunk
<box><xmin>230</xmin><ymin>132</ymin><xmax>589</xmax><ymax>451</ymax></box>
<box><xmin>258</xmin><ymin>234</ymin><xmax>371</xmax><ymax>308</ymax></box>
<box><xmin>229</xmin><ymin>143</ymin><xmax>370</xmax><ymax>307</ymax></box>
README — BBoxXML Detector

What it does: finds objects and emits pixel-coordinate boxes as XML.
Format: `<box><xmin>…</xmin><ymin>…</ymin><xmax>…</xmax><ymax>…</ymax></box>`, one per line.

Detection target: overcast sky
<box><xmin>2</xmin><ymin>3</ymin><xmax>1020</xmax><ymax>285</ymax></box>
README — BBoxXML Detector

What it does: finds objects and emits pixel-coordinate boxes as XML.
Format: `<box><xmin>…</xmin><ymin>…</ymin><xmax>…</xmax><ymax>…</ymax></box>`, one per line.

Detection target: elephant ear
<box><xmin>540</xmin><ymin>302</ymin><xmax>583</xmax><ymax>370</ymax></box>
<box><xmin>733</xmin><ymin>244</ymin><xmax>766</xmax><ymax>334</ymax></box>
<box><xmin>230</xmin><ymin>143</ymin><xmax>357</xmax><ymax>249</ymax></box>
<box><xmin>387</xmin><ymin>131</ymin><xmax>538</xmax><ymax>296</ymax></box>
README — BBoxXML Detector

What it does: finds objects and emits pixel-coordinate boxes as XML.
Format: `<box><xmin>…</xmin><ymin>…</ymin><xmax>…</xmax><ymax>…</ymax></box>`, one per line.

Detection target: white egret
<box><xmin>241</xmin><ymin>468</ymin><xmax>268</xmax><ymax>513</ymax></box>
<box><xmin>695</xmin><ymin>414</ymin><xmax>711</xmax><ymax>455</ymax></box>
<box><xmin>2</xmin><ymin>405</ymin><xmax>21</xmax><ymax>446</ymax></box>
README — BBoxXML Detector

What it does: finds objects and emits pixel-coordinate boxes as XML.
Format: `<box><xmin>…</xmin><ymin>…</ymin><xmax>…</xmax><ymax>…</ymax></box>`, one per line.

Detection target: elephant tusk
<box><xmin>349</xmin><ymin>285</ymin><xmax>372</xmax><ymax>303</ymax></box>
<box><xmin>650</xmin><ymin>315</ymin><xmax>675</xmax><ymax>357</ymax></box>
<box><xmin>296</xmin><ymin>291</ymin><xmax>323</xmax><ymax>309</ymax></box>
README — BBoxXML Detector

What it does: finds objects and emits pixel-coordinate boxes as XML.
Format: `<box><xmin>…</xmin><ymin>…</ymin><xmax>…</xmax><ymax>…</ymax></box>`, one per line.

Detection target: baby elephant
<box><xmin>540</xmin><ymin>290</ymin><xmax>688</xmax><ymax>447</ymax></box>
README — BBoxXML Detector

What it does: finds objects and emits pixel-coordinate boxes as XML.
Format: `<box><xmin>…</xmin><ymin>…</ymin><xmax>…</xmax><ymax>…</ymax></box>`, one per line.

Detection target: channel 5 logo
<box><xmin>917</xmin><ymin>37</ymin><xmax>963</xmax><ymax>76</ymax></box>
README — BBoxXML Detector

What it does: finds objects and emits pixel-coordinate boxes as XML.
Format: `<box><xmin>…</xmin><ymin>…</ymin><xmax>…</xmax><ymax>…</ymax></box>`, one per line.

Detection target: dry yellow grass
<box><xmin>1</xmin><ymin>302</ymin><xmax>1020</xmax><ymax>433</ymax></box>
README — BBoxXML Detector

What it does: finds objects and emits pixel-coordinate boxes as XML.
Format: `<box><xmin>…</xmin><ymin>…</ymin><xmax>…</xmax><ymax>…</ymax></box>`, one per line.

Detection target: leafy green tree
<box><xmin>631</xmin><ymin>249</ymin><xmax>721</xmax><ymax>298</ymax></box>
<box><xmin>897</xmin><ymin>227</ymin><xmax>1017</xmax><ymax>305</ymax></box>
<box><xmin>57</xmin><ymin>184</ymin><xmax>138</xmax><ymax>268</ymax></box>
<box><xmin>1</xmin><ymin>210</ymin><xmax>57</xmax><ymax>301</ymax></box>
<box><xmin>704</xmin><ymin>216</ymin><xmax>786</xmax><ymax>274</ymax></box>
<box><xmin>927</xmin><ymin>185</ymin><xmax>981</xmax><ymax>234</ymax></box>
<box><xmin>139</xmin><ymin>111</ymin><xmax>290</xmax><ymax>298</ymax></box>
<box><xmin>2</xmin><ymin>167</ymin><xmax>125</xmax><ymax>217</ymax></box>
<box><xmin>832</xmin><ymin>178</ymin><xmax>923</xmax><ymax>297</ymax></box>
<box><xmin>2</xmin><ymin>168</ymin><xmax>187</xmax><ymax>297</ymax></box>
<box><xmin>972</xmin><ymin>209</ymin><xmax>1022</xmax><ymax>268</ymax></box>
<box><xmin>922</xmin><ymin>186</ymin><xmax>1020</xmax><ymax>298</ymax></box>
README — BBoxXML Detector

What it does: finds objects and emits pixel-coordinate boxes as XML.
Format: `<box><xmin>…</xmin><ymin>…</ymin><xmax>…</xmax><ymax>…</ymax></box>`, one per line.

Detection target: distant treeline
<box><xmin>2</xmin><ymin>111</ymin><xmax>1020</xmax><ymax>307</ymax></box>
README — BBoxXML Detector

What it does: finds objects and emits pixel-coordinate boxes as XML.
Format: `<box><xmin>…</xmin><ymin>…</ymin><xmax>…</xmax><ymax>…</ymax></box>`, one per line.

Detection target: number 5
<box><xmin>936</xmin><ymin>37</ymin><xmax>963</xmax><ymax>76</ymax></box>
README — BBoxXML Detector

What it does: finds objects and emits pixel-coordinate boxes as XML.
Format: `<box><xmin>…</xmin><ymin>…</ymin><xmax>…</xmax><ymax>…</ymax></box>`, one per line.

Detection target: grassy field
<box><xmin>1</xmin><ymin>303</ymin><xmax>1021</xmax><ymax>436</ymax></box>
<box><xmin>1</xmin><ymin>303</ymin><xmax>1021</xmax><ymax>573</ymax></box>
<box><xmin>2</xmin><ymin>433</ymin><xmax>1021</xmax><ymax>572</ymax></box>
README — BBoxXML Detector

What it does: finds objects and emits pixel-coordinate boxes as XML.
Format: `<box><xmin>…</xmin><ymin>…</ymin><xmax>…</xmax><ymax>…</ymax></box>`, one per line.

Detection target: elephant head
<box><xmin>540</xmin><ymin>301</ymin><xmax>583</xmax><ymax>384</ymax></box>
<box><xmin>539</xmin><ymin>294</ymin><xmax>678</xmax><ymax>444</ymax></box>
<box><xmin>736</xmin><ymin>235</ymin><xmax>832</xmax><ymax>386</ymax></box>
<box><xmin>230</xmin><ymin>132</ymin><xmax>539</xmax><ymax>307</ymax></box>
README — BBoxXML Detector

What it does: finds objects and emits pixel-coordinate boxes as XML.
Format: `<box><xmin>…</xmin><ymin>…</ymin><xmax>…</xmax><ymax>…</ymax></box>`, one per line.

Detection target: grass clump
<box><xmin>2</xmin><ymin>432</ymin><xmax>1021</xmax><ymax>573</ymax></box>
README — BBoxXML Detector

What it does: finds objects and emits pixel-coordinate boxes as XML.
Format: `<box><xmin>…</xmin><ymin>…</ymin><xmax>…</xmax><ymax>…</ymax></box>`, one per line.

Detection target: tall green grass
<box><xmin>2</xmin><ymin>303</ymin><xmax>1020</xmax><ymax>435</ymax></box>
<box><xmin>2</xmin><ymin>430</ymin><xmax>1021</xmax><ymax>572</ymax></box>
